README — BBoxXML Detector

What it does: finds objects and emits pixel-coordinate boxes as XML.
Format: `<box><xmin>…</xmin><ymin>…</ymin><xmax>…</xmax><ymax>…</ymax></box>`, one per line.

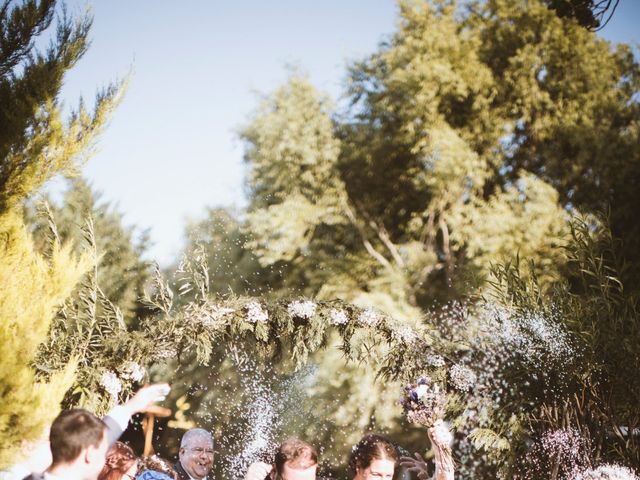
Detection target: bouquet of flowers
<box><xmin>401</xmin><ymin>376</ymin><xmax>453</xmax><ymax>464</ymax></box>
<box><xmin>400</xmin><ymin>376</ymin><xmax>447</xmax><ymax>428</ymax></box>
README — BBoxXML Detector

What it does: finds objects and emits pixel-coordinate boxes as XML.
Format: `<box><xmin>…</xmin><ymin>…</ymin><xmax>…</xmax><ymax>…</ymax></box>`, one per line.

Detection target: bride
<box><xmin>350</xmin><ymin>421</ymin><xmax>454</xmax><ymax>480</ymax></box>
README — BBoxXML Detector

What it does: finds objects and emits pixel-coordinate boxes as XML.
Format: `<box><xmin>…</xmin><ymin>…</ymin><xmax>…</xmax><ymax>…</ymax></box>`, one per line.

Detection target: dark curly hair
<box><xmin>348</xmin><ymin>434</ymin><xmax>398</xmax><ymax>476</ymax></box>
<box><xmin>98</xmin><ymin>442</ymin><xmax>138</xmax><ymax>480</ymax></box>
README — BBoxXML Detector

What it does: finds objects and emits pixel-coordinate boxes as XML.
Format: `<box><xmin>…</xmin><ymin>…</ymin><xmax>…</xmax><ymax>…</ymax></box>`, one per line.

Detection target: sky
<box><xmin>57</xmin><ymin>0</ymin><xmax>639</xmax><ymax>266</ymax></box>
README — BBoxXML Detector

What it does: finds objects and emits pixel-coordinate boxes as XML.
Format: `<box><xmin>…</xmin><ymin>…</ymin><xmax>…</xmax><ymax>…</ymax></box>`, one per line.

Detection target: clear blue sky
<box><xmin>58</xmin><ymin>1</ymin><xmax>639</xmax><ymax>266</ymax></box>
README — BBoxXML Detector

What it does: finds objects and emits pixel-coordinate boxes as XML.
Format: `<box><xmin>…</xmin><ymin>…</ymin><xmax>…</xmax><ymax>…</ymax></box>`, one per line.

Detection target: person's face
<box><xmin>356</xmin><ymin>459</ymin><xmax>395</xmax><ymax>480</ymax></box>
<box><xmin>179</xmin><ymin>436</ymin><xmax>214</xmax><ymax>480</ymax></box>
<box><xmin>281</xmin><ymin>462</ymin><xmax>317</xmax><ymax>480</ymax></box>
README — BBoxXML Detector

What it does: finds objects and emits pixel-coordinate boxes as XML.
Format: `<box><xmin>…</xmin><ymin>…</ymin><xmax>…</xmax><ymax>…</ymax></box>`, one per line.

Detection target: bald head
<box><xmin>179</xmin><ymin>429</ymin><xmax>214</xmax><ymax>480</ymax></box>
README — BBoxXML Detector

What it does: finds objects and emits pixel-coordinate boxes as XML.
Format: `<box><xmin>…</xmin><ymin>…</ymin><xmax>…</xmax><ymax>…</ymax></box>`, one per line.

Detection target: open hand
<box><xmin>399</xmin><ymin>452</ymin><xmax>429</xmax><ymax>480</ymax></box>
<box><xmin>245</xmin><ymin>461</ymin><xmax>273</xmax><ymax>480</ymax></box>
<box><xmin>122</xmin><ymin>383</ymin><xmax>171</xmax><ymax>413</ymax></box>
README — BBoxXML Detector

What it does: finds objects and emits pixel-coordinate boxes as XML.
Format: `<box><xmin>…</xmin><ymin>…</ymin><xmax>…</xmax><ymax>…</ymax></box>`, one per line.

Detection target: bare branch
<box><xmin>345</xmin><ymin>205</ymin><xmax>394</xmax><ymax>271</ymax></box>
<box><xmin>368</xmin><ymin>219</ymin><xmax>405</xmax><ymax>268</ymax></box>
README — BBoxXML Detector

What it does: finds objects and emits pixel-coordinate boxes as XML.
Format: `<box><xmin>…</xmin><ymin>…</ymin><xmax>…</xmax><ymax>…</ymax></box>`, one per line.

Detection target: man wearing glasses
<box><xmin>174</xmin><ymin>429</ymin><xmax>214</xmax><ymax>480</ymax></box>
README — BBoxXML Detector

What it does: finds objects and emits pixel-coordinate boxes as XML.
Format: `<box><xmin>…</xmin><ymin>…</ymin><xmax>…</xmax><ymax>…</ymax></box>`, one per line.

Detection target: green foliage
<box><xmin>487</xmin><ymin>216</ymin><xmax>640</xmax><ymax>472</ymax></box>
<box><xmin>34</xmin><ymin>217</ymin><xmax>147</xmax><ymax>414</ymax></box>
<box><xmin>173</xmin><ymin>1</ymin><xmax>639</xmax><ymax>475</ymax></box>
<box><xmin>0</xmin><ymin>208</ymin><xmax>88</xmax><ymax>468</ymax></box>
<box><xmin>468</xmin><ymin>428</ymin><xmax>510</xmax><ymax>453</ymax></box>
<box><xmin>29</xmin><ymin>178</ymin><xmax>151</xmax><ymax>321</ymax></box>
<box><xmin>1</xmin><ymin>0</ymin><xmax>634</xmax><ymax>477</ymax></box>
<box><xmin>180</xmin><ymin>208</ymin><xmax>268</xmax><ymax>297</ymax></box>
<box><xmin>543</xmin><ymin>0</ymin><xmax>620</xmax><ymax>31</ymax></box>
<box><xmin>475</xmin><ymin>0</ymin><xmax>640</xmax><ymax>291</ymax></box>
<box><xmin>0</xmin><ymin>0</ymin><xmax>122</xmax><ymax>466</ymax></box>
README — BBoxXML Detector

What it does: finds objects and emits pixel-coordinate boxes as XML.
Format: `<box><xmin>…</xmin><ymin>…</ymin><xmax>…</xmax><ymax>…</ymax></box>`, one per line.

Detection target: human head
<box><xmin>178</xmin><ymin>429</ymin><xmax>214</xmax><ymax>480</ymax></box>
<box><xmin>273</xmin><ymin>438</ymin><xmax>318</xmax><ymax>480</ymax></box>
<box><xmin>98</xmin><ymin>442</ymin><xmax>138</xmax><ymax>480</ymax></box>
<box><xmin>349</xmin><ymin>435</ymin><xmax>398</xmax><ymax>480</ymax></box>
<box><xmin>49</xmin><ymin>408</ymin><xmax>110</xmax><ymax>480</ymax></box>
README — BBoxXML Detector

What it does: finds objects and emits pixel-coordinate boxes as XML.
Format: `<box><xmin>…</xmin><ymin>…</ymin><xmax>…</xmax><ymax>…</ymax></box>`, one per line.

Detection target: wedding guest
<box><xmin>8</xmin><ymin>384</ymin><xmax>169</xmax><ymax>480</ymax></box>
<box><xmin>98</xmin><ymin>442</ymin><xmax>139</xmax><ymax>480</ymax></box>
<box><xmin>174</xmin><ymin>429</ymin><xmax>214</xmax><ymax>480</ymax></box>
<box><xmin>20</xmin><ymin>408</ymin><xmax>115</xmax><ymax>480</ymax></box>
<box><xmin>244</xmin><ymin>438</ymin><xmax>318</xmax><ymax>480</ymax></box>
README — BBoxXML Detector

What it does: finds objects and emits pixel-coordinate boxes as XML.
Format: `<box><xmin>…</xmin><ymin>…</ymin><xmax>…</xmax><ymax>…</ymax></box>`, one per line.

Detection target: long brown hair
<box><xmin>98</xmin><ymin>442</ymin><xmax>138</xmax><ymax>480</ymax></box>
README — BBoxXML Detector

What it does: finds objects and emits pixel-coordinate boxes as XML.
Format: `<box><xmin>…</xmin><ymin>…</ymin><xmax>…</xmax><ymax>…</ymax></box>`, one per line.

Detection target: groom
<box><xmin>244</xmin><ymin>438</ymin><xmax>318</xmax><ymax>480</ymax></box>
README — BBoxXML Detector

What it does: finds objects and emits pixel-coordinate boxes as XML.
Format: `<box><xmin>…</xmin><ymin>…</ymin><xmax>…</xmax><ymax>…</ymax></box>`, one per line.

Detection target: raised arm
<box><xmin>399</xmin><ymin>421</ymin><xmax>454</xmax><ymax>480</ymax></box>
<box><xmin>428</xmin><ymin>421</ymin><xmax>454</xmax><ymax>480</ymax></box>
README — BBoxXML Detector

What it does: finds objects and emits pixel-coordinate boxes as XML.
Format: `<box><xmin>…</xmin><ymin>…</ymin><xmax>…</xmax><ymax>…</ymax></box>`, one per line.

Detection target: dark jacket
<box><xmin>173</xmin><ymin>462</ymin><xmax>190</xmax><ymax>480</ymax></box>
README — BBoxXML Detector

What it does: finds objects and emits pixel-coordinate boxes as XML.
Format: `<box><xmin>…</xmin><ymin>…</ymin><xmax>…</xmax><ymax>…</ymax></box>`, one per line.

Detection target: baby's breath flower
<box><xmin>329</xmin><ymin>309</ymin><xmax>348</xmax><ymax>326</ymax></box>
<box><xmin>449</xmin><ymin>364</ymin><xmax>476</xmax><ymax>391</ymax></box>
<box><xmin>287</xmin><ymin>300</ymin><xmax>317</xmax><ymax>320</ymax></box>
<box><xmin>120</xmin><ymin>361</ymin><xmax>145</xmax><ymax>382</ymax></box>
<box><xmin>393</xmin><ymin>326</ymin><xmax>418</xmax><ymax>344</ymax></box>
<box><xmin>246</xmin><ymin>301</ymin><xmax>268</xmax><ymax>323</ymax></box>
<box><xmin>358</xmin><ymin>308</ymin><xmax>380</xmax><ymax>327</ymax></box>
<box><xmin>426</xmin><ymin>354</ymin><xmax>446</xmax><ymax>367</ymax></box>
<box><xmin>575</xmin><ymin>465</ymin><xmax>639</xmax><ymax>480</ymax></box>
<box><xmin>100</xmin><ymin>371</ymin><xmax>122</xmax><ymax>398</ymax></box>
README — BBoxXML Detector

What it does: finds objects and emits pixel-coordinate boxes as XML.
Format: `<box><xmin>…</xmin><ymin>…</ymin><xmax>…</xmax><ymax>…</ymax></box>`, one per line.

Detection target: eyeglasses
<box><xmin>187</xmin><ymin>447</ymin><xmax>214</xmax><ymax>456</ymax></box>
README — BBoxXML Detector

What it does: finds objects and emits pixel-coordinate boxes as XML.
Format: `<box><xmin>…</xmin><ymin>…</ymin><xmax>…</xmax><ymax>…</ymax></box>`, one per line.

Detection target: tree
<box><xmin>340</xmin><ymin>0</ymin><xmax>569</xmax><ymax>303</ymax></box>
<box><xmin>473</xmin><ymin>0</ymin><xmax>640</xmax><ymax>290</ymax></box>
<box><xmin>210</xmin><ymin>0</ymin><xmax>637</xmax><ymax>475</ymax></box>
<box><xmin>179</xmin><ymin>207</ymin><xmax>271</xmax><ymax>298</ymax></box>
<box><xmin>0</xmin><ymin>0</ymin><xmax>121</xmax><ymax>466</ymax></box>
<box><xmin>544</xmin><ymin>0</ymin><xmax>620</xmax><ymax>30</ymax></box>
<box><xmin>29</xmin><ymin>178</ymin><xmax>151</xmax><ymax>322</ymax></box>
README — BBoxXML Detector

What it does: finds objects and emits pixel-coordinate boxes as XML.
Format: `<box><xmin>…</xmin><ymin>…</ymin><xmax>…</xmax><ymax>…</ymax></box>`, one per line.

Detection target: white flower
<box><xmin>358</xmin><ymin>308</ymin><xmax>380</xmax><ymax>326</ymax></box>
<box><xmin>246</xmin><ymin>302</ymin><xmax>268</xmax><ymax>323</ymax></box>
<box><xmin>449</xmin><ymin>364</ymin><xmax>476</xmax><ymax>391</ymax></box>
<box><xmin>100</xmin><ymin>371</ymin><xmax>122</xmax><ymax>398</ymax></box>
<box><xmin>393</xmin><ymin>326</ymin><xmax>418</xmax><ymax>344</ymax></box>
<box><xmin>120</xmin><ymin>361</ymin><xmax>145</xmax><ymax>382</ymax></box>
<box><xmin>287</xmin><ymin>300</ymin><xmax>317</xmax><ymax>320</ymax></box>
<box><xmin>575</xmin><ymin>465</ymin><xmax>639</xmax><ymax>480</ymax></box>
<box><xmin>415</xmin><ymin>384</ymin><xmax>428</xmax><ymax>399</ymax></box>
<box><xmin>426</xmin><ymin>354</ymin><xmax>445</xmax><ymax>367</ymax></box>
<box><xmin>329</xmin><ymin>309</ymin><xmax>348</xmax><ymax>326</ymax></box>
